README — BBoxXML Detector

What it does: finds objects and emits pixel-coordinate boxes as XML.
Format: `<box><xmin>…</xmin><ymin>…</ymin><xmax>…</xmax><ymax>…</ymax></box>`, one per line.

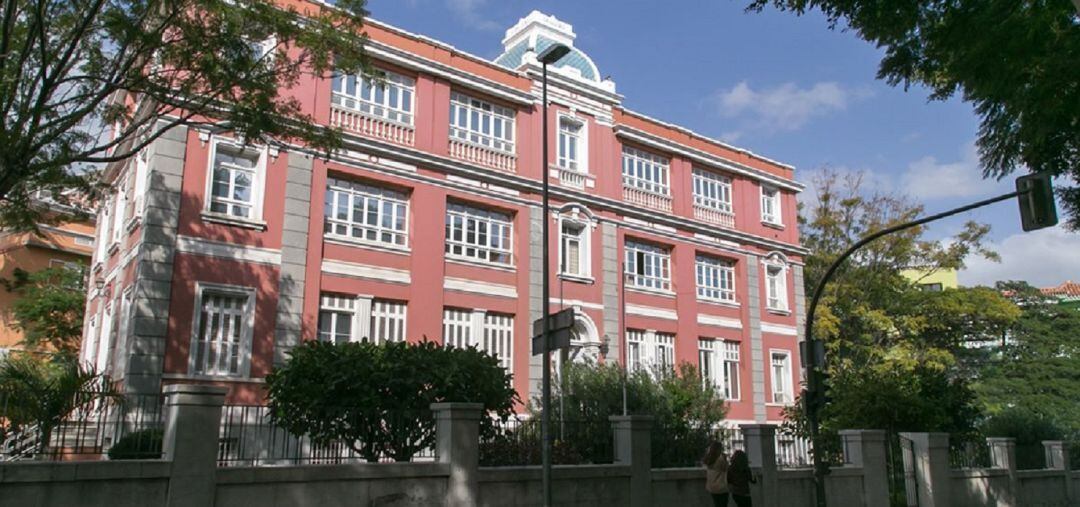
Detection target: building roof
<box><xmin>496</xmin><ymin>36</ymin><xmax>599</xmax><ymax>81</ymax></box>
<box><xmin>1041</xmin><ymin>281</ymin><xmax>1080</xmax><ymax>298</ymax></box>
<box><xmin>494</xmin><ymin>11</ymin><xmax>605</xmax><ymax>86</ymax></box>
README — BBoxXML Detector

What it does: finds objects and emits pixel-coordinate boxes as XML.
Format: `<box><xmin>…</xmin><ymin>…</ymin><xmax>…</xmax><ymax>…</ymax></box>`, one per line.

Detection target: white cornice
<box><xmin>697</xmin><ymin>314</ymin><xmax>744</xmax><ymax>330</ymax></box>
<box><xmin>176</xmin><ymin>235</ymin><xmax>282</xmax><ymax>265</ymax></box>
<box><xmin>626</xmin><ymin>304</ymin><xmax>678</xmax><ymax>321</ymax></box>
<box><xmin>614</xmin><ymin>126</ymin><xmax>804</xmax><ymax>192</ymax></box>
<box><xmin>444</xmin><ymin>277</ymin><xmax>517</xmax><ymax>298</ymax></box>
<box><xmin>321</xmin><ymin>259</ymin><xmax>411</xmax><ymax>284</ymax></box>
<box><xmin>761</xmin><ymin>323</ymin><xmax>799</xmax><ymax>336</ymax></box>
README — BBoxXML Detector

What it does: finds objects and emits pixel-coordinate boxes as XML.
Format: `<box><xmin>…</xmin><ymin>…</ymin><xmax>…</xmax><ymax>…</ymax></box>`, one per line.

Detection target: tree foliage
<box><xmin>748</xmin><ymin>0</ymin><xmax>1080</xmax><ymax>228</ymax></box>
<box><xmin>0</xmin><ymin>0</ymin><xmax>371</xmax><ymax>229</ymax></box>
<box><xmin>790</xmin><ymin>169</ymin><xmax>1012</xmax><ymax>438</ymax></box>
<box><xmin>1</xmin><ymin>265</ymin><xmax>87</xmax><ymax>355</ymax></box>
<box><xmin>265</xmin><ymin>340</ymin><xmax>519</xmax><ymax>463</ymax></box>
<box><xmin>975</xmin><ymin>281</ymin><xmax>1080</xmax><ymax>434</ymax></box>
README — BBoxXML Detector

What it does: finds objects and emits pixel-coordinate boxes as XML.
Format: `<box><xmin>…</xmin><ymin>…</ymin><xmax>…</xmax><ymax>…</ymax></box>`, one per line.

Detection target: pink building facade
<box><xmin>81</xmin><ymin>9</ymin><xmax>807</xmax><ymax>425</ymax></box>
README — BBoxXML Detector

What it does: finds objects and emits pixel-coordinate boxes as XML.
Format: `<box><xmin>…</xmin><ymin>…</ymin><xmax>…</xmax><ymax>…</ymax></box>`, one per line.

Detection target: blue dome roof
<box><xmin>495</xmin><ymin>35</ymin><xmax>599</xmax><ymax>82</ymax></box>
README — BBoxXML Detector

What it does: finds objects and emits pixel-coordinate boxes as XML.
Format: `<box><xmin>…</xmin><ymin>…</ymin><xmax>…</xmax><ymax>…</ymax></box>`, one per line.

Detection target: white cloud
<box><xmin>711</xmin><ymin>81</ymin><xmax>868</xmax><ymax>132</ymax></box>
<box><xmin>959</xmin><ymin>225</ymin><xmax>1080</xmax><ymax>287</ymax></box>
<box><xmin>900</xmin><ymin>143</ymin><xmax>1010</xmax><ymax>201</ymax></box>
<box><xmin>444</xmin><ymin>0</ymin><xmax>501</xmax><ymax>31</ymax></box>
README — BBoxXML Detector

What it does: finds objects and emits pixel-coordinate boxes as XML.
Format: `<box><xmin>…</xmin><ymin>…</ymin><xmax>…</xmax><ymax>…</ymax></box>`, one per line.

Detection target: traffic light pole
<box><xmin>803</xmin><ymin>188</ymin><xmax>1025</xmax><ymax>507</ymax></box>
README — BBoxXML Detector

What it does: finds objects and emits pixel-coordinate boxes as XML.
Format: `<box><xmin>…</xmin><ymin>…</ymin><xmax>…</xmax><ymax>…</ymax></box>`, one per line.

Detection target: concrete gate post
<box><xmin>899</xmin><ymin>432</ymin><xmax>951</xmax><ymax>507</ymax></box>
<box><xmin>611</xmin><ymin>415</ymin><xmax>653</xmax><ymax>507</ymax></box>
<box><xmin>432</xmin><ymin>402</ymin><xmax>483</xmax><ymax>507</ymax></box>
<box><xmin>741</xmin><ymin>424</ymin><xmax>778</xmax><ymax>507</ymax></box>
<box><xmin>839</xmin><ymin>429</ymin><xmax>889</xmax><ymax>506</ymax></box>
<box><xmin>162</xmin><ymin>384</ymin><xmax>227</xmax><ymax>507</ymax></box>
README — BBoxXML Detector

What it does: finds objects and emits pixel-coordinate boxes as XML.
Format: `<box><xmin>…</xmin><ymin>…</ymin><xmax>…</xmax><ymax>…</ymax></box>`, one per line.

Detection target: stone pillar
<box><xmin>162</xmin><ymin>384</ymin><xmax>226</xmax><ymax>507</ymax></box>
<box><xmin>742</xmin><ymin>424</ymin><xmax>778</xmax><ymax>507</ymax></box>
<box><xmin>1042</xmin><ymin>441</ymin><xmax>1074</xmax><ymax>502</ymax></box>
<box><xmin>987</xmin><ymin>437</ymin><xmax>1018</xmax><ymax>507</ymax></box>
<box><xmin>839</xmin><ymin>430</ymin><xmax>889</xmax><ymax>507</ymax></box>
<box><xmin>611</xmin><ymin>415</ymin><xmax>653</xmax><ymax>507</ymax></box>
<box><xmin>899</xmin><ymin>432</ymin><xmax>951</xmax><ymax>507</ymax></box>
<box><xmin>432</xmin><ymin>402</ymin><xmax>483</xmax><ymax>507</ymax></box>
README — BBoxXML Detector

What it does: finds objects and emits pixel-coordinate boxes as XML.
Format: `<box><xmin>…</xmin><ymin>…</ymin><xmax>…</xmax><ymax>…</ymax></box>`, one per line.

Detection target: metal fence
<box><xmin>649</xmin><ymin>420</ymin><xmax>744</xmax><ymax>469</ymax></box>
<box><xmin>479</xmin><ymin>415</ymin><xmax>614</xmax><ymax>467</ymax></box>
<box><xmin>0</xmin><ymin>391</ymin><xmax>164</xmax><ymax>461</ymax></box>
<box><xmin>949</xmin><ymin>439</ymin><xmax>992</xmax><ymax>469</ymax></box>
<box><xmin>773</xmin><ymin>429</ymin><xmax>848</xmax><ymax>469</ymax></box>
<box><xmin>217</xmin><ymin>405</ymin><xmax>436</xmax><ymax>467</ymax></box>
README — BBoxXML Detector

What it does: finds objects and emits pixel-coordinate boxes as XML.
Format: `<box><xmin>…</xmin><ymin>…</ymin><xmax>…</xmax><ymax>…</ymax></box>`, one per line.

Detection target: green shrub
<box><xmin>981</xmin><ymin>407</ymin><xmax>1065</xmax><ymax>469</ymax></box>
<box><xmin>107</xmin><ymin>428</ymin><xmax>163</xmax><ymax>460</ymax></box>
<box><xmin>265</xmin><ymin>340</ymin><xmax>518</xmax><ymax>463</ymax></box>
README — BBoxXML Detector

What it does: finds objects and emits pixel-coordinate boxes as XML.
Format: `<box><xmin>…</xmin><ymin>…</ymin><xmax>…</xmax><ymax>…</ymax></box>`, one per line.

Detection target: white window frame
<box><xmin>188</xmin><ymin>283</ymin><xmax>256</xmax><ymax>378</ymax></box>
<box><xmin>442</xmin><ymin>308</ymin><xmax>513</xmax><ymax>370</ymax></box>
<box><xmin>318</xmin><ymin>294</ymin><xmax>407</xmax><ymax>345</ymax></box>
<box><xmin>204</xmin><ymin>137</ymin><xmax>268</xmax><ymax>223</ymax></box>
<box><xmin>317</xmin><ymin>294</ymin><xmax>357</xmax><ymax>345</ymax></box>
<box><xmin>624</xmin><ymin>240</ymin><xmax>672</xmax><ymax>292</ymax></box>
<box><xmin>696</xmin><ymin>254</ymin><xmax>736</xmax><ymax>303</ymax></box>
<box><xmin>765</xmin><ymin>260</ymin><xmax>789</xmax><ymax>312</ymax></box>
<box><xmin>370</xmin><ymin>299</ymin><xmax>407</xmax><ymax>344</ymax></box>
<box><xmin>693</xmin><ymin>168</ymin><xmax>734</xmax><ymax>213</ymax></box>
<box><xmin>324</xmin><ymin>177</ymin><xmax>410</xmax><ymax>249</ymax></box>
<box><xmin>331</xmin><ymin>69</ymin><xmax>416</xmax><ymax>126</ymax></box>
<box><xmin>761</xmin><ymin>185</ymin><xmax>782</xmax><ymax>226</ymax></box>
<box><xmin>445</xmin><ymin>202</ymin><xmax>513</xmax><ymax>266</ymax></box>
<box><xmin>96</xmin><ymin>202</ymin><xmax>111</xmax><ymax>261</ymax></box>
<box><xmin>621</xmin><ymin>146</ymin><xmax>670</xmax><ymax>196</ymax></box>
<box><xmin>627</xmin><ymin>329</ymin><xmax>675</xmax><ymax>376</ymax></box>
<box><xmin>111</xmin><ymin>180</ymin><xmax>125</xmax><ymax>244</ymax></box>
<box><xmin>770</xmin><ymin>350</ymin><xmax>793</xmax><ymax>404</ymax></box>
<box><xmin>699</xmin><ymin>339</ymin><xmax>741</xmax><ymax>400</ymax></box>
<box><xmin>558</xmin><ymin>216</ymin><xmax>591</xmax><ymax>279</ymax></box>
<box><xmin>449</xmin><ymin>92</ymin><xmax>515</xmax><ymax>154</ymax></box>
<box><xmin>556</xmin><ymin>114</ymin><xmax>587</xmax><ymax>173</ymax></box>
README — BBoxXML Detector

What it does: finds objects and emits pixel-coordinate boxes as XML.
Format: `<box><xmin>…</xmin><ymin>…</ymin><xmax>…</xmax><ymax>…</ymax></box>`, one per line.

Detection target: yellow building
<box><xmin>901</xmin><ymin>268</ymin><xmax>959</xmax><ymax>292</ymax></box>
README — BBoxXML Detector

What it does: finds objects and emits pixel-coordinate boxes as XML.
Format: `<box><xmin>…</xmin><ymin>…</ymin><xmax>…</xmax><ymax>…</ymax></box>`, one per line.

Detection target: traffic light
<box><xmin>1016</xmin><ymin>173</ymin><xmax>1057</xmax><ymax>232</ymax></box>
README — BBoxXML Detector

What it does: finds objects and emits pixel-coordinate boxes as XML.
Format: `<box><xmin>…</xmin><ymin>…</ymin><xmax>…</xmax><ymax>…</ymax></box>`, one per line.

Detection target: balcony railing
<box><xmin>330</xmin><ymin>105</ymin><xmax>415</xmax><ymax>146</ymax></box>
<box><xmin>623</xmin><ymin>186</ymin><xmax>673</xmax><ymax>212</ymax></box>
<box><xmin>552</xmin><ymin>166</ymin><xmax>594</xmax><ymax>190</ymax></box>
<box><xmin>448</xmin><ymin>138</ymin><xmax>516</xmax><ymax>172</ymax></box>
<box><xmin>693</xmin><ymin>204</ymin><xmax>736</xmax><ymax>229</ymax></box>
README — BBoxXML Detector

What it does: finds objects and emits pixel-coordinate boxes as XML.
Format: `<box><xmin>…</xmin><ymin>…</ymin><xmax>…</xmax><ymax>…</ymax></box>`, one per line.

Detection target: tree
<box><xmin>792</xmin><ymin>169</ymin><xmax>1005</xmax><ymax>438</ymax></box>
<box><xmin>748</xmin><ymin>0</ymin><xmax>1080</xmax><ymax>229</ymax></box>
<box><xmin>0</xmin><ymin>0</ymin><xmax>372</xmax><ymax>230</ymax></box>
<box><xmin>1</xmin><ymin>265</ymin><xmax>87</xmax><ymax>356</ymax></box>
<box><xmin>975</xmin><ymin>281</ymin><xmax>1080</xmax><ymax>435</ymax></box>
<box><xmin>265</xmin><ymin>340</ymin><xmax>518</xmax><ymax>463</ymax></box>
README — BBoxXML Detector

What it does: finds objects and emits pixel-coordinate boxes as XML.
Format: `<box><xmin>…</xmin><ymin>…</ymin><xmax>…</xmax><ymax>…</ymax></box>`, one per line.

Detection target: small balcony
<box><xmin>449</xmin><ymin>138</ymin><xmax>516</xmax><ymax>172</ymax></box>
<box><xmin>693</xmin><ymin>204</ymin><xmax>736</xmax><ymax>229</ymax></box>
<box><xmin>623</xmin><ymin>186</ymin><xmax>673</xmax><ymax>212</ymax></box>
<box><xmin>330</xmin><ymin>105</ymin><xmax>415</xmax><ymax>146</ymax></box>
<box><xmin>551</xmin><ymin>166</ymin><xmax>595</xmax><ymax>190</ymax></box>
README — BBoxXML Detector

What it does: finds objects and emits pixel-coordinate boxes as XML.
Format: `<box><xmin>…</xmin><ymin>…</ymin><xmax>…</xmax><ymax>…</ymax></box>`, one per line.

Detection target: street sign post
<box><xmin>532</xmin><ymin>308</ymin><xmax>575</xmax><ymax>355</ymax></box>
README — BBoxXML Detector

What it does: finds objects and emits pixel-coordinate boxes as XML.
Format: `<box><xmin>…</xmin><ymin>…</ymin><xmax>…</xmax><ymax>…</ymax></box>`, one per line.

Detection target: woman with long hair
<box><xmin>727</xmin><ymin>449</ymin><xmax>756</xmax><ymax>507</ymax></box>
<box><xmin>702</xmin><ymin>440</ymin><xmax>729</xmax><ymax>506</ymax></box>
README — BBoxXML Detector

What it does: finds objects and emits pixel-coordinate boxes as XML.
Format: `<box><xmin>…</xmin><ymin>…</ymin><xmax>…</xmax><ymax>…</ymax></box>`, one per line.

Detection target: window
<box><xmin>621</xmin><ymin>146</ymin><xmax>670</xmax><ymax>195</ymax></box>
<box><xmin>771</xmin><ymin>351</ymin><xmax>793</xmax><ymax>404</ymax></box>
<box><xmin>627</xmin><ymin>329</ymin><xmax>675</xmax><ymax>375</ymax></box>
<box><xmin>698</xmin><ymin>339</ymin><xmax>740</xmax><ymax>400</ymax></box>
<box><xmin>442</xmin><ymin>308</ymin><xmax>514</xmax><ymax>370</ymax></box>
<box><xmin>122</xmin><ymin>149</ymin><xmax>148</xmax><ymax>225</ymax></box>
<box><xmin>331</xmin><ymin>70</ymin><xmax>415</xmax><ymax>125</ymax></box>
<box><xmin>74</xmin><ymin>235</ymin><xmax>94</xmax><ymax>247</ymax></box>
<box><xmin>696</xmin><ymin>255</ymin><xmax>736</xmax><ymax>303</ymax></box>
<box><xmin>318</xmin><ymin>295</ymin><xmax>406</xmax><ymax>344</ymax></box>
<box><xmin>190</xmin><ymin>285</ymin><xmax>254</xmax><ymax>377</ymax></box>
<box><xmin>206</xmin><ymin>139</ymin><xmax>265</xmax><ymax>221</ymax></box>
<box><xmin>324</xmin><ymin>177</ymin><xmax>409</xmax><ymax>247</ymax></box>
<box><xmin>317</xmin><ymin>295</ymin><xmax>355</xmax><ymax>345</ymax></box>
<box><xmin>765</xmin><ymin>263</ymin><xmax>789</xmax><ymax>312</ymax></box>
<box><xmin>111</xmin><ymin>182</ymin><xmax>125</xmax><ymax>244</ymax></box>
<box><xmin>625</xmin><ymin>240</ymin><xmax>671</xmax><ymax>291</ymax></box>
<box><xmin>96</xmin><ymin>202</ymin><xmax>111</xmax><ymax>260</ymax></box>
<box><xmin>449</xmin><ymin>92</ymin><xmax>515</xmax><ymax>153</ymax></box>
<box><xmin>920</xmin><ymin>283</ymin><xmax>944</xmax><ymax>292</ymax></box>
<box><xmin>445</xmin><ymin>203</ymin><xmax>513</xmax><ymax>265</ymax></box>
<box><xmin>559</xmin><ymin>219</ymin><xmax>589</xmax><ymax>278</ymax></box>
<box><xmin>693</xmin><ymin>168</ymin><xmax>733</xmax><ymax>213</ymax></box>
<box><xmin>761</xmin><ymin>185</ymin><xmax>781</xmax><ymax>225</ymax></box>
<box><xmin>557</xmin><ymin>116</ymin><xmax>586</xmax><ymax>172</ymax></box>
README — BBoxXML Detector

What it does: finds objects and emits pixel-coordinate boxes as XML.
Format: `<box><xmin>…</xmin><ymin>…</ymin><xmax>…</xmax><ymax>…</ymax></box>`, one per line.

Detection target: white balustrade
<box><xmin>330</xmin><ymin>106</ymin><xmax>415</xmax><ymax>146</ymax></box>
<box><xmin>448</xmin><ymin>138</ymin><xmax>517</xmax><ymax>172</ymax></box>
<box><xmin>693</xmin><ymin>205</ymin><xmax>736</xmax><ymax>229</ymax></box>
<box><xmin>623</xmin><ymin>186</ymin><xmax>673</xmax><ymax>212</ymax></box>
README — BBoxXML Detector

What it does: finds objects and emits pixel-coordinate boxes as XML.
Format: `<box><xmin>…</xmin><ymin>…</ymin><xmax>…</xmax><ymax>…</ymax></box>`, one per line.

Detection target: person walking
<box><xmin>702</xmin><ymin>441</ymin><xmax>729</xmax><ymax>506</ymax></box>
<box><xmin>727</xmin><ymin>449</ymin><xmax>756</xmax><ymax>507</ymax></box>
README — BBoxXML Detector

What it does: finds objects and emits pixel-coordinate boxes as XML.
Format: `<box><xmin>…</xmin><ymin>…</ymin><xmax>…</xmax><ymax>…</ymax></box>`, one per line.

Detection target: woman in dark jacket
<box><xmin>726</xmin><ymin>450</ymin><xmax>756</xmax><ymax>507</ymax></box>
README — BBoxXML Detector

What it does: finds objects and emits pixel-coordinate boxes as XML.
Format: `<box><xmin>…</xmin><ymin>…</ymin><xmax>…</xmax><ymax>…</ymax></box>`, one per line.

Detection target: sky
<box><xmin>367</xmin><ymin>0</ymin><xmax>1080</xmax><ymax>288</ymax></box>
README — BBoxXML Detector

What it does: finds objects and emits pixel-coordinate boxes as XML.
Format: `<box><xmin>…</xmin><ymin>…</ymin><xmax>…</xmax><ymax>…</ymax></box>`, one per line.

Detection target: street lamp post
<box><xmin>537</xmin><ymin>42</ymin><xmax>570</xmax><ymax>507</ymax></box>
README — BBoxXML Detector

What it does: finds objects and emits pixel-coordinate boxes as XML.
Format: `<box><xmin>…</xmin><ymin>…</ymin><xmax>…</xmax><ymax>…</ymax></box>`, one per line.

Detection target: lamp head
<box><xmin>538</xmin><ymin>43</ymin><xmax>571</xmax><ymax>65</ymax></box>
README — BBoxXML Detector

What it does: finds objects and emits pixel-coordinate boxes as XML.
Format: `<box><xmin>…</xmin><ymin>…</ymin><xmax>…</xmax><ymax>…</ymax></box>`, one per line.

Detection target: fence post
<box><xmin>987</xmin><ymin>437</ymin><xmax>1017</xmax><ymax>507</ymax></box>
<box><xmin>162</xmin><ymin>384</ymin><xmax>227</xmax><ymax>507</ymax></box>
<box><xmin>741</xmin><ymin>424</ymin><xmax>778</xmax><ymax>507</ymax></box>
<box><xmin>838</xmin><ymin>429</ymin><xmax>889</xmax><ymax>507</ymax></box>
<box><xmin>899</xmin><ymin>432</ymin><xmax>951</xmax><ymax>507</ymax></box>
<box><xmin>431</xmin><ymin>402</ymin><xmax>483</xmax><ymax>507</ymax></box>
<box><xmin>610</xmin><ymin>415</ymin><xmax>653</xmax><ymax>507</ymax></box>
<box><xmin>1043</xmin><ymin>441</ymin><xmax>1074</xmax><ymax>502</ymax></box>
